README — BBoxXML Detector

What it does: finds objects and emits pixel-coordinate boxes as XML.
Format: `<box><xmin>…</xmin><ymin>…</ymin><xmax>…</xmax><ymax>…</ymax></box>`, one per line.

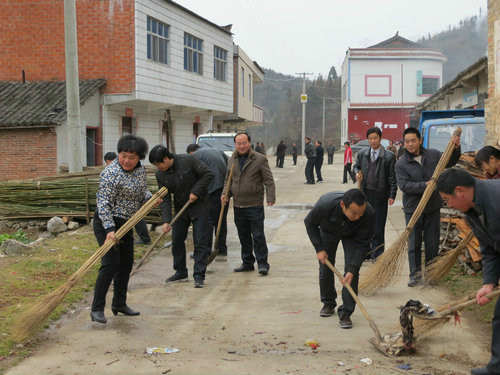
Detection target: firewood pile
<box><xmin>439</xmin><ymin>208</ymin><xmax>481</xmax><ymax>275</ymax></box>
<box><xmin>457</xmin><ymin>151</ymin><xmax>485</xmax><ymax>179</ymax></box>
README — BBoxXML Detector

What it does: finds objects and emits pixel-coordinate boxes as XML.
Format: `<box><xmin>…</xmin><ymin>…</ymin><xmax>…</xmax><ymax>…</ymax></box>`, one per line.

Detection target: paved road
<box><xmin>7</xmin><ymin>156</ymin><xmax>489</xmax><ymax>375</ymax></box>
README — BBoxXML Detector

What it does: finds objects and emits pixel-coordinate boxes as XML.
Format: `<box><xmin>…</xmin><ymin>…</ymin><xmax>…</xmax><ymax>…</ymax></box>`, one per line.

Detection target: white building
<box><xmin>341</xmin><ymin>33</ymin><xmax>446</xmax><ymax>143</ymax></box>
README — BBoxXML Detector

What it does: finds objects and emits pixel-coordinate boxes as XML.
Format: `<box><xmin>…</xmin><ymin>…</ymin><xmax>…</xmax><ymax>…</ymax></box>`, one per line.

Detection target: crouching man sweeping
<box><xmin>304</xmin><ymin>189</ymin><xmax>374</xmax><ymax>329</ymax></box>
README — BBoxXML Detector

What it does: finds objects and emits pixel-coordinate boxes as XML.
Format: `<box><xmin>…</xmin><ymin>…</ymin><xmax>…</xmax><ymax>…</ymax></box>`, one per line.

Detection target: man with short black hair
<box><xmin>354</xmin><ymin>127</ymin><xmax>396</xmax><ymax>260</ymax></box>
<box><xmin>149</xmin><ymin>145</ymin><xmax>213</xmax><ymax>288</ymax></box>
<box><xmin>304</xmin><ymin>189</ymin><xmax>375</xmax><ymax>329</ymax></box>
<box><xmin>437</xmin><ymin>169</ymin><xmax>500</xmax><ymax>375</ymax></box>
<box><xmin>315</xmin><ymin>141</ymin><xmax>324</xmax><ymax>182</ymax></box>
<box><xmin>304</xmin><ymin>137</ymin><xmax>316</xmax><ymax>184</ymax></box>
<box><xmin>222</xmin><ymin>132</ymin><xmax>275</xmax><ymax>276</ymax></box>
<box><xmin>396</xmin><ymin>127</ymin><xmax>460</xmax><ymax>287</ymax></box>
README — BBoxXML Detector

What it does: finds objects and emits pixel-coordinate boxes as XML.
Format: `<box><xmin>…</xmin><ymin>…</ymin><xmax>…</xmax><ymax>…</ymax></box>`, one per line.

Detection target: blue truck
<box><xmin>419</xmin><ymin>109</ymin><xmax>485</xmax><ymax>152</ymax></box>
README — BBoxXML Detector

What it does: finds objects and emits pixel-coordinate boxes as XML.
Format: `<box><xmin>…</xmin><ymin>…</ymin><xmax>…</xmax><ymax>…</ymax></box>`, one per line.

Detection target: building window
<box><xmin>241</xmin><ymin>67</ymin><xmax>245</xmax><ymax>97</ymax></box>
<box><xmin>122</xmin><ymin>117</ymin><xmax>136</xmax><ymax>135</ymax></box>
<box><xmin>184</xmin><ymin>33</ymin><xmax>203</xmax><ymax>74</ymax></box>
<box><xmin>248</xmin><ymin>74</ymin><xmax>252</xmax><ymax>100</ymax></box>
<box><xmin>147</xmin><ymin>17</ymin><xmax>169</xmax><ymax>65</ymax></box>
<box><xmin>214</xmin><ymin>46</ymin><xmax>227</xmax><ymax>81</ymax></box>
<box><xmin>422</xmin><ymin>76</ymin><xmax>439</xmax><ymax>95</ymax></box>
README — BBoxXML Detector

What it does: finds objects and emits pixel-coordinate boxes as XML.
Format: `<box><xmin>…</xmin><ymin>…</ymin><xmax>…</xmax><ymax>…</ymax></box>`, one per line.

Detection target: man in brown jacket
<box><xmin>222</xmin><ymin>132</ymin><xmax>276</xmax><ymax>275</ymax></box>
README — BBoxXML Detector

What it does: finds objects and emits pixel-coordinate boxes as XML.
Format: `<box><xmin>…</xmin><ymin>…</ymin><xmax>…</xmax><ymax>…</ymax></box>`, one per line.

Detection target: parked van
<box><xmin>196</xmin><ymin>132</ymin><xmax>236</xmax><ymax>157</ymax></box>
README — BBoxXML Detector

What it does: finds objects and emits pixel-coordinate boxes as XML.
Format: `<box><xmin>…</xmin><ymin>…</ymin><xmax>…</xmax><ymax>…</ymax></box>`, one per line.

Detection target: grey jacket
<box><xmin>192</xmin><ymin>148</ymin><xmax>228</xmax><ymax>194</ymax></box>
<box><xmin>395</xmin><ymin>146</ymin><xmax>460</xmax><ymax>214</ymax></box>
<box><xmin>465</xmin><ymin>179</ymin><xmax>500</xmax><ymax>285</ymax></box>
<box><xmin>327</xmin><ymin>144</ymin><xmax>335</xmax><ymax>155</ymax></box>
<box><xmin>225</xmin><ymin>149</ymin><xmax>276</xmax><ymax>208</ymax></box>
<box><xmin>353</xmin><ymin>147</ymin><xmax>397</xmax><ymax>200</ymax></box>
<box><xmin>304</xmin><ymin>192</ymin><xmax>375</xmax><ymax>275</ymax></box>
<box><xmin>305</xmin><ymin>142</ymin><xmax>316</xmax><ymax>159</ymax></box>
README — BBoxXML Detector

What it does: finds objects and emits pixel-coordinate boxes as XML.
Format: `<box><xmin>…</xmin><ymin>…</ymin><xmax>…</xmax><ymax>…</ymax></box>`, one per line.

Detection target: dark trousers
<box><xmin>292</xmin><ymin>154</ymin><xmax>297</xmax><ymax>165</ymax></box>
<box><xmin>405</xmin><ymin>210</ymin><xmax>440</xmax><ymax>280</ymax></box>
<box><xmin>488</xmin><ymin>296</ymin><xmax>500</xmax><ymax>371</ymax></box>
<box><xmin>305</xmin><ymin>158</ymin><xmax>316</xmax><ymax>183</ymax></box>
<box><xmin>171</xmin><ymin>213</ymin><xmax>210</xmax><ymax>281</ymax></box>
<box><xmin>318</xmin><ymin>237</ymin><xmax>359</xmax><ymax>316</ymax></box>
<box><xmin>365</xmin><ymin>189</ymin><xmax>388</xmax><ymax>260</ymax></box>
<box><xmin>92</xmin><ymin>213</ymin><xmax>134</xmax><ymax>312</ymax></box>
<box><xmin>343</xmin><ymin>163</ymin><xmax>356</xmax><ymax>183</ymax></box>
<box><xmin>277</xmin><ymin>155</ymin><xmax>284</xmax><ymax>168</ymax></box>
<box><xmin>207</xmin><ymin>188</ymin><xmax>227</xmax><ymax>253</ymax></box>
<box><xmin>233</xmin><ymin>206</ymin><xmax>269</xmax><ymax>270</ymax></box>
<box><xmin>328</xmin><ymin>153</ymin><xmax>334</xmax><ymax>164</ymax></box>
<box><xmin>315</xmin><ymin>158</ymin><xmax>323</xmax><ymax>181</ymax></box>
<box><xmin>134</xmin><ymin>220</ymin><xmax>151</xmax><ymax>242</ymax></box>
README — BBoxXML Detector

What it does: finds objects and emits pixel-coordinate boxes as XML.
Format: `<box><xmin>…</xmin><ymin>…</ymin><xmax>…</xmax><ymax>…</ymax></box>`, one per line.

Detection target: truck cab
<box><xmin>419</xmin><ymin>109</ymin><xmax>485</xmax><ymax>152</ymax></box>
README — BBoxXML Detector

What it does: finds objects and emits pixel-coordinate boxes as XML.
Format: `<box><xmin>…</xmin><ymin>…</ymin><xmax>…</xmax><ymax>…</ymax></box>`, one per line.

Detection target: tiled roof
<box><xmin>0</xmin><ymin>79</ymin><xmax>106</xmax><ymax>128</ymax></box>
<box><xmin>368</xmin><ymin>33</ymin><xmax>422</xmax><ymax>49</ymax></box>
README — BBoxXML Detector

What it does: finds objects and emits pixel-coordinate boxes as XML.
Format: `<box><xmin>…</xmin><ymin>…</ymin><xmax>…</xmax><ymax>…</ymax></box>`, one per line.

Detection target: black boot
<box><xmin>111</xmin><ymin>305</ymin><xmax>140</xmax><ymax>316</ymax></box>
<box><xmin>90</xmin><ymin>310</ymin><xmax>107</xmax><ymax>324</ymax></box>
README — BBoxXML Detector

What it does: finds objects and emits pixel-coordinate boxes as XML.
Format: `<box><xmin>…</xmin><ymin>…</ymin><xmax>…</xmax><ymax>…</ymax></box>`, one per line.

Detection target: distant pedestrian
<box><xmin>291</xmin><ymin>143</ymin><xmax>298</xmax><ymax>165</ymax></box>
<box><xmin>327</xmin><ymin>141</ymin><xmax>335</xmax><ymax>164</ymax></box>
<box><xmin>222</xmin><ymin>132</ymin><xmax>276</xmax><ymax>276</ymax></box>
<box><xmin>387</xmin><ymin>140</ymin><xmax>397</xmax><ymax>155</ymax></box>
<box><xmin>276</xmin><ymin>140</ymin><xmax>286</xmax><ymax>168</ymax></box>
<box><xmin>104</xmin><ymin>151</ymin><xmax>151</xmax><ymax>246</ymax></box>
<box><xmin>343</xmin><ymin>142</ymin><xmax>356</xmax><ymax>184</ymax></box>
<box><xmin>304</xmin><ymin>137</ymin><xmax>316</xmax><ymax>184</ymax></box>
<box><xmin>315</xmin><ymin>141</ymin><xmax>324</xmax><ymax>182</ymax></box>
<box><xmin>255</xmin><ymin>143</ymin><xmax>265</xmax><ymax>155</ymax></box>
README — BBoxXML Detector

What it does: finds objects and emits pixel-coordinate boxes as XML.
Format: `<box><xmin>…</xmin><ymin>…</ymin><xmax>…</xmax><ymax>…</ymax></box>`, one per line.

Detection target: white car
<box><xmin>196</xmin><ymin>133</ymin><xmax>236</xmax><ymax>157</ymax></box>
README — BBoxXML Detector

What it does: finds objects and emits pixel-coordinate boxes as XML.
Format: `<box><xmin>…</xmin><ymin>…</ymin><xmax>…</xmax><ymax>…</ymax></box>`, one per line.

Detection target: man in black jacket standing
<box><xmin>437</xmin><ymin>169</ymin><xmax>500</xmax><ymax>375</ymax></box>
<box><xmin>291</xmin><ymin>143</ymin><xmax>298</xmax><ymax>165</ymax></box>
<box><xmin>327</xmin><ymin>141</ymin><xmax>335</xmax><ymax>164</ymax></box>
<box><xmin>149</xmin><ymin>145</ymin><xmax>213</xmax><ymax>288</ymax></box>
<box><xmin>304</xmin><ymin>137</ymin><xmax>316</xmax><ymax>184</ymax></box>
<box><xmin>315</xmin><ymin>141</ymin><xmax>324</xmax><ymax>182</ymax></box>
<box><xmin>276</xmin><ymin>140</ymin><xmax>286</xmax><ymax>168</ymax></box>
<box><xmin>354</xmin><ymin>127</ymin><xmax>396</xmax><ymax>260</ymax></box>
<box><xmin>395</xmin><ymin>127</ymin><xmax>460</xmax><ymax>287</ymax></box>
<box><xmin>304</xmin><ymin>189</ymin><xmax>374</xmax><ymax>329</ymax></box>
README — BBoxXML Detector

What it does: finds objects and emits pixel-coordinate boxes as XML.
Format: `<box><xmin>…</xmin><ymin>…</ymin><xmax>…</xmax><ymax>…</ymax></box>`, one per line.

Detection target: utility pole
<box><xmin>64</xmin><ymin>0</ymin><xmax>82</xmax><ymax>173</ymax></box>
<box><xmin>296</xmin><ymin>72</ymin><xmax>313</xmax><ymax>155</ymax></box>
<box><xmin>322</xmin><ymin>97</ymin><xmax>339</xmax><ymax>145</ymax></box>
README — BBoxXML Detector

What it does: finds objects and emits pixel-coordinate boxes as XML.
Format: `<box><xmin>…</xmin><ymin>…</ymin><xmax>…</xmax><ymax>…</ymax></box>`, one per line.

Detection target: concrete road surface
<box><xmin>7</xmin><ymin>156</ymin><xmax>490</xmax><ymax>375</ymax></box>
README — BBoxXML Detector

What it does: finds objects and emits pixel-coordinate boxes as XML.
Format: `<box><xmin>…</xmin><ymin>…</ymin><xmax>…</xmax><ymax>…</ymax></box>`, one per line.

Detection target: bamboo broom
<box><xmin>413</xmin><ymin>289</ymin><xmax>500</xmax><ymax>335</ymax></box>
<box><xmin>421</xmin><ymin>231</ymin><xmax>474</xmax><ymax>285</ymax></box>
<box><xmin>207</xmin><ymin>164</ymin><xmax>235</xmax><ymax>265</ymax></box>
<box><xmin>359</xmin><ymin>128</ymin><xmax>462</xmax><ymax>294</ymax></box>
<box><xmin>11</xmin><ymin>187</ymin><xmax>168</xmax><ymax>342</ymax></box>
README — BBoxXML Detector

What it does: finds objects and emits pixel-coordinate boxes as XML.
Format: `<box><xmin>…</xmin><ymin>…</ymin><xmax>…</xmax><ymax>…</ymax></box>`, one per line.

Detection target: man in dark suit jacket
<box><xmin>353</xmin><ymin>127</ymin><xmax>396</xmax><ymax>260</ymax></box>
<box><xmin>437</xmin><ymin>169</ymin><xmax>500</xmax><ymax>375</ymax></box>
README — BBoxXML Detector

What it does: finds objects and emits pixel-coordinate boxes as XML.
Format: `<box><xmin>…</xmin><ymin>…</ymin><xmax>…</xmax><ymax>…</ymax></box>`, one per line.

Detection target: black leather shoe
<box><xmin>165</xmin><ymin>272</ymin><xmax>189</xmax><ymax>283</ymax></box>
<box><xmin>407</xmin><ymin>278</ymin><xmax>421</xmax><ymax>287</ymax></box>
<box><xmin>90</xmin><ymin>310</ymin><xmax>107</xmax><ymax>324</ymax></box>
<box><xmin>339</xmin><ymin>313</ymin><xmax>353</xmax><ymax>329</ymax></box>
<box><xmin>471</xmin><ymin>367</ymin><xmax>500</xmax><ymax>375</ymax></box>
<box><xmin>258</xmin><ymin>265</ymin><xmax>269</xmax><ymax>276</ymax></box>
<box><xmin>233</xmin><ymin>264</ymin><xmax>255</xmax><ymax>272</ymax></box>
<box><xmin>194</xmin><ymin>279</ymin><xmax>205</xmax><ymax>288</ymax></box>
<box><xmin>319</xmin><ymin>304</ymin><xmax>336</xmax><ymax>317</ymax></box>
<box><xmin>111</xmin><ymin>305</ymin><xmax>140</xmax><ymax>316</ymax></box>
<box><xmin>134</xmin><ymin>239</ymin><xmax>151</xmax><ymax>245</ymax></box>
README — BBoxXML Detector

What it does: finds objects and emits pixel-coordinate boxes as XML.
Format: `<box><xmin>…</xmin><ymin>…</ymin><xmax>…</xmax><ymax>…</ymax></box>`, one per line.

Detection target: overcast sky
<box><xmin>176</xmin><ymin>0</ymin><xmax>487</xmax><ymax>78</ymax></box>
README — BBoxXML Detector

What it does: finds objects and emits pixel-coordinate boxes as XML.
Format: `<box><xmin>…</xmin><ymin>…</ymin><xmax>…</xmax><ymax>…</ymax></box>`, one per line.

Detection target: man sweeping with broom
<box><xmin>304</xmin><ymin>189</ymin><xmax>374</xmax><ymax>328</ymax></box>
<box><xmin>437</xmin><ymin>169</ymin><xmax>500</xmax><ymax>375</ymax></box>
<box><xmin>395</xmin><ymin>127</ymin><xmax>460</xmax><ymax>287</ymax></box>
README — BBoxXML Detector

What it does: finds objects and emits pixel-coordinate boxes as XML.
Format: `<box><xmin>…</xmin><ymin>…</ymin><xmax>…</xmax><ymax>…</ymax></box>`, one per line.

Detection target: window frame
<box><xmin>213</xmin><ymin>45</ymin><xmax>227</xmax><ymax>81</ymax></box>
<box><xmin>422</xmin><ymin>76</ymin><xmax>440</xmax><ymax>96</ymax></box>
<box><xmin>147</xmin><ymin>16</ymin><xmax>169</xmax><ymax>65</ymax></box>
<box><xmin>184</xmin><ymin>32</ymin><xmax>204</xmax><ymax>75</ymax></box>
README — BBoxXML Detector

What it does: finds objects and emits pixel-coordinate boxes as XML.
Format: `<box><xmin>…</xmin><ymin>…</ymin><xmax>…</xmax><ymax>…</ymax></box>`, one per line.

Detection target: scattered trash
<box><xmin>227</xmin><ymin>350</ymin><xmax>236</xmax><ymax>354</ymax></box>
<box><xmin>254</xmin><ymin>331</ymin><xmax>266</xmax><ymax>334</ymax></box>
<box><xmin>336</xmin><ymin>361</ymin><xmax>345</xmax><ymax>366</ymax></box>
<box><xmin>105</xmin><ymin>358</ymin><xmax>119</xmax><ymax>366</ymax></box>
<box><xmin>439</xmin><ymin>353</ymin><xmax>445</xmax><ymax>358</ymax></box>
<box><xmin>145</xmin><ymin>347</ymin><xmax>179</xmax><ymax>355</ymax></box>
<box><xmin>398</xmin><ymin>364</ymin><xmax>412</xmax><ymax>370</ymax></box>
<box><xmin>161</xmin><ymin>370</ymin><xmax>171</xmax><ymax>374</ymax></box>
<box><xmin>280</xmin><ymin>310</ymin><xmax>303</xmax><ymax>314</ymax></box>
<box><xmin>304</xmin><ymin>339</ymin><xmax>319</xmax><ymax>349</ymax></box>
<box><xmin>360</xmin><ymin>357</ymin><xmax>372</xmax><ymax>365</ymax></box>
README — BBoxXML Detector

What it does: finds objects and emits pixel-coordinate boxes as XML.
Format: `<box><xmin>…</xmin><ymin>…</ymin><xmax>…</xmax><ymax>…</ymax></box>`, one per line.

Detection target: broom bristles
<box><xmin>11</xmin><ymin>187</ymin><xmax>168</xmax><ymax>342</ymax></box>
<box><xmin>359</xmin><ymin>229</ymin><xmax>410</xmax><ymax>294</ymax></box>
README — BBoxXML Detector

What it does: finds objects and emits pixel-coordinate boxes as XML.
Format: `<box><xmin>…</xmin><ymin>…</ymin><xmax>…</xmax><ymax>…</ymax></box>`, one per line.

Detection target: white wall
<box><xmin>349</xmin><ymin>59</ymin><xmax>443</xmax><ymax>105</ymax></box>
<box><xmin>134</xmin><ymin>0</ymin><xmax>233</xmax><ymax>114</ymax></box>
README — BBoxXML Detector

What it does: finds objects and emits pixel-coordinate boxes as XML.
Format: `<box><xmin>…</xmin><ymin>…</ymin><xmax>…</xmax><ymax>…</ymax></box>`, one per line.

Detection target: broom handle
<box><xmin>406</xmin><ymin>128</ymin><xmax>461</xmax><ymax>230</ymax></box>
<box><xmin>214</xmin><ymin>164</ymin><xmax>234</xmax><ymax>250</ymax></box>
<box><xmin>131</xmin><ymin>200</ymin><xmax>191</xmax><ymax>275</ymax></box>
<box><xmin>325</xmin><ymin>259</ymin><xmax>383</xmax><ymax>342</ymax></box>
